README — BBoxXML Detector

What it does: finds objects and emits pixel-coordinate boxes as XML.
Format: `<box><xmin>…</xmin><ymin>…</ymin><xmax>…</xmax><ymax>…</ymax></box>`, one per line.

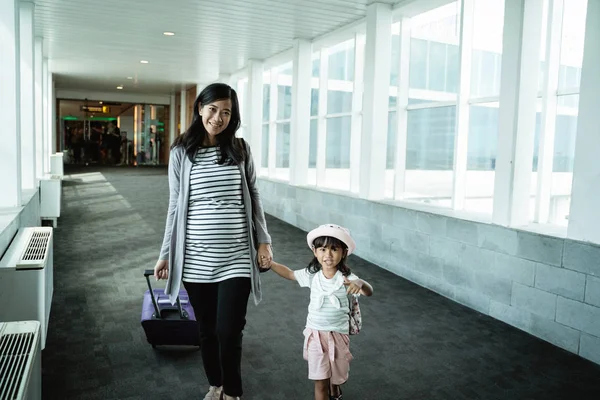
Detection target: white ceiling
<box><xmin>34</xmin><ymin>0</ymin><xmax>401</xmax><ymax>96</ymax></box>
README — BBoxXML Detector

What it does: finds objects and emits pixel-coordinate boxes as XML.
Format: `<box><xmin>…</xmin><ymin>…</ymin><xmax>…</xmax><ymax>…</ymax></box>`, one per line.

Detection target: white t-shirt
<box><xmin>293</xmin><ymin>269</ymin><xmax>359</xmax><ymax>334</ymax></box>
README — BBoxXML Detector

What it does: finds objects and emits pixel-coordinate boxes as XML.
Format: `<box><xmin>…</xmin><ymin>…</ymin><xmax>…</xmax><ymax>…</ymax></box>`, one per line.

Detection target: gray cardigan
<box><xmin>158</xmin><ymin>140</ymin><xmax>272</xmax><ymax>305</ymax></box>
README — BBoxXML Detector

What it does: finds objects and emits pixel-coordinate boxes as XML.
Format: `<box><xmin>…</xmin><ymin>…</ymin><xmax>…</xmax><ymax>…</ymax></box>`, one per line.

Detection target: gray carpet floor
<box><xmin>42</xmin><ymin>165</ymin><xmax>600</xmax><ymax>400</ymax></box>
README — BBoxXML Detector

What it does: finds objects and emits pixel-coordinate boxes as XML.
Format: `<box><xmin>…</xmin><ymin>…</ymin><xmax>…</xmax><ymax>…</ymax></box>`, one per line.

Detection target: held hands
<box><xmin>343</xmin><ymin>277</ymin><xmax>364</xmax><ymax>295</ymax></box>
<box><xmin>154</xmin><ymin>259</ymin><xmax>169</xmax><ymax>281</ymax></box>
<box><xmin>257</xmin><ymin>243</ymin><xmax>273</xmax><ymax>271</ymax></box>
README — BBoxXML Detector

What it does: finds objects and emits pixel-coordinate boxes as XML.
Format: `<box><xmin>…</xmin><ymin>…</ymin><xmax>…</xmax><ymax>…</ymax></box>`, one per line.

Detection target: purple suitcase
<box><xmin>141</xmin><ymin>269</ymin><xmax>200</xmax><ymax>348</ymax></box>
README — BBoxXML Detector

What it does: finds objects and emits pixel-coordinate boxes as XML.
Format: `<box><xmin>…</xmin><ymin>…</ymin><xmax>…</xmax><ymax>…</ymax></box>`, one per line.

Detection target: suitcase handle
<box><xmin>143</xmin><ymin>269</ymin><xmax>186</xmax><ymax>319</ymax></box>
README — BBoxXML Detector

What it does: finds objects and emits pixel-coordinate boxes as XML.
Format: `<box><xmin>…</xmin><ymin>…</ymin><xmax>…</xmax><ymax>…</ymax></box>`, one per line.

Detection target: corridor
<box><xmin>41</xmin><ymin>166</ymin><xmax>600</xmax><ymax>400</ymax></box>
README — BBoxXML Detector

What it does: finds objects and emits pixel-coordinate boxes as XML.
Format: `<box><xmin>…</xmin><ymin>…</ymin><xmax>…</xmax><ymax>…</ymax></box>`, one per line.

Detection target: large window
<box><xmin>261</xmin><ymin>62</ymin><xmax>293</xmax><ymax>179</ymax></box>
<box><xmin>389</xmin><ymin>2</ymin><xmax>460</xmax><ymax>205</ymax></box>
<box><xmin>308</xmin><ymin>38</ymin><xmax>359</xmax><ymax>191</ymax></box>
<box><xmin>531</xmin><ymin>0</ymin><xmax>587</xmax><ymax>226</ymax></box>
<box><xmin>386</xmin><ymin>0</ymin><xmax>511</xmax><ymax>214</ymax></box>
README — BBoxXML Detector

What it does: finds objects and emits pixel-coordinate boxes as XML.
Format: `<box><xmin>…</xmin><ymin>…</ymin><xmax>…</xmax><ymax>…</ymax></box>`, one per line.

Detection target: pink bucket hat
<box><xmin>306</xmin><ymin>224</ymin><xmax>356</xmax><ymax>255</ymax></box>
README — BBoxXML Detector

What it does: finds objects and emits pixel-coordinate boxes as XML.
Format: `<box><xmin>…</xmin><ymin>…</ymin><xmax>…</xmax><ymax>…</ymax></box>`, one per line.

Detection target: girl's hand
<box><xmin>257</xmin><ymin>243</ymin><xmax>273</xmax><ymax>270</ymax></box>
<box><xmin>343</xmin><ymin>277</ymin><xmax>363</xmax><ymax>295</ymax></box>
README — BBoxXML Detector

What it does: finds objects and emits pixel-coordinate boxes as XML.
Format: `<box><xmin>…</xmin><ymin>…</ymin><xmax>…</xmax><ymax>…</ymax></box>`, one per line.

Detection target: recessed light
<box><xmin>127</xmin><ymin>76</ymin><xmax>133</xmax><ymax>80</ymax></box>
<box><xmin>140</xmin><ymin>60</ymin><xmax>149</xmax><ymax>64</ymax></box>
<box><xmin>163</xmin><ymin>32</ymin><xmax>175</xmax><ymax>36</ymax></box>
<box><xmin>117</xmin><ymin>85</ymin><xmax>123</xmax><ymax>90</ymax></box>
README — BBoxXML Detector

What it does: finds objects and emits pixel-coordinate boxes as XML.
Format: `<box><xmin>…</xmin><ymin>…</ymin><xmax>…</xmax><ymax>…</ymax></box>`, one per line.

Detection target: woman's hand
<box><xmin>154</xmin><ymin>259</ymin><xmax>169</xmax><ymax>281</ymax></box>
<box><xmin>257</xmin><ymin>243</ymin><xmax>273</xmax><ymax>270</ymax></box>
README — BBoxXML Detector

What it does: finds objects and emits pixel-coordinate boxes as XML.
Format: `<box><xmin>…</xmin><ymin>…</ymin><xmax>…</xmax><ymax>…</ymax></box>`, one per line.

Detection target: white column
<box><xmin>46</xmin><ymin>72</ymin><xmax>55</xmax><ymax>172</ymax></box>
<box><xmin>179</xmin><ymin>89</ymin><xmax>186</xmax><ymax>134</ymax></box>
<box><xmin>51</xmin><ymin>77</ymin><xmax>56</xmax><ymax>155</ymax></box>
<box><xmin>289</xmin><ymin>39</ymin><xmax>311</xmax><ymax>186</ymax></box>
<box><xmin>359</xmin><ymin>3</ymin><xmax>392</xmax><ymax>200</ymax></box>
<box><xmin>451</xmin><ymin>0</ymin><xmax>475</xmax><ymax>210</ymax></box>
<box><xmin>41</xmin><ymin>57</ymin><xmax>48</xmax><ymax>174</ymax></box>
<box><xmin>349</xmin><ymin>33</ymin><xmax>365</xmax><ymax>193</ymax></box>
<box><xmin>0</xmin><ymin>0</ymin><xmax>22</xmax><ymax>207</ymax></box>
<box><xmin>492</xmin><ymin>0</ymin><xmax>544</xmax><ymax>226</ymax></box>
<box><xmin>247</xmin><ymin>60</ymin><xmax>264</xmax><ymax>160</ymax></box>
<box><xmin>315</xmin><ymin>48</ymin><xmax>328</xmax><ymax>187</ymax></box>
<box><xmin>196</xmin><ymin>83</ymin><xmax>205</xmax><ymax>99</ymax></box>
<box><xmin>19</xmin><ymin>1</ymin><xmax>35</xmax><ymax>189</ymax></box>
<box><xmin>169</xmin><ymin>94</ymin><xmax>176</xmax><ymax>144</ymax></box>
<box><xmin>534</xmin><ymin>0</ymin><xmax>563</xmax><ymax>223</ymax></box>
<box><xmin>34</xmin><ymin>37</ymin><xmax>43</xmax><ymax>180</ymax></box>
<box><xmin>567</xmin><ymin>0</ymin><xmax>600</xmax><ymax>244</ymax></box>
<box><xmin>393</xmin><ymin>18</ymin><xmax>411</xmax><ymax>199</ymax></box>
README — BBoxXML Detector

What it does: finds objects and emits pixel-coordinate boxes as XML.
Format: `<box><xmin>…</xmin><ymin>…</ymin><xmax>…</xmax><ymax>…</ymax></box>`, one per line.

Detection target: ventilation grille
<box><xmin>0</xmin><ymin>332</ymin><xmax>35</xmax><ymax>400</ymax></box>
<box><xmin>16</xmin><ymin>229</ymin><xmax>52</xmax><ymax>270</ymax></box>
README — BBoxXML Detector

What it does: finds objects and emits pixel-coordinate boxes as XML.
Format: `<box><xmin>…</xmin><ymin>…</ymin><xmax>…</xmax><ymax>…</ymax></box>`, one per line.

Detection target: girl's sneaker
<box><xmin>204</xmin><ymin>386</ymin><xmax>222</xmax><ymax>399</ymax></box>
<box><xmin>329</xmin><ymin>386</ymin><xmax>343</xmax><ymax>400</ymax></box>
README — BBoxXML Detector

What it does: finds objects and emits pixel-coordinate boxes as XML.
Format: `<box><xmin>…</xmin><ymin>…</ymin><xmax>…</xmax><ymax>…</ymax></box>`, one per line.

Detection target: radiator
<box><xmin>0</xmin><ymin>228</ymin><xmax>54</xmax><ymax>350</ymax></box>
<box><xmin>0</xmin><ymin>321</ymin><xmax>42</xmax><ymax>400</ymax></box>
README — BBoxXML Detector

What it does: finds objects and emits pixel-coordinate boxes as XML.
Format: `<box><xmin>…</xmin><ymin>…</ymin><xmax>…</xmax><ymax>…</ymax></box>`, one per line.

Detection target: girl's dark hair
<box><xmin>171</xmin><ymin>83</ymin><xmax>246</xmax><ymax>164</ymax></box>
<box><xmin>307</xmin><ymin>236</ymin><xmax>352</xmax><ymax>277</ymax></box>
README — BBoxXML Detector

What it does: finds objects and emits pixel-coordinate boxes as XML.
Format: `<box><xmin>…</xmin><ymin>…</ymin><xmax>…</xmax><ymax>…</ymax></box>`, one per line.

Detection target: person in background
<box><xmin>106</xmin><ymin>122</ymin><xmax>121</xmax><ymax>164</ymax></box>
<box><xmin>153</xmin><ymin>83</ymin><xmax>273</xmax><ymax>400</ymax></box>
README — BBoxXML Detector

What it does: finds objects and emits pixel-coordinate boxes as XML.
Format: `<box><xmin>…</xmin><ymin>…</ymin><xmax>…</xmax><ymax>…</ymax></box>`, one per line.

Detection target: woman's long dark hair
<box><xmin>171</xmin><ymin>83</ymin><xmax>246</xmax><ymax>164</ymax></box>
<box><xmin>307</xmin><ymin>236</ymin><xmax>352</xmax><ymax>277</ymax></box>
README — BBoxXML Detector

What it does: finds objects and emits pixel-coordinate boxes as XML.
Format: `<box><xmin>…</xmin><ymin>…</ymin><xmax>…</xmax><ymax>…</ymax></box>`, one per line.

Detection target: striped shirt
<box><xmin>182</xmin><ymin>146</ymin><xmax>251</xmax><ymax>283</ymax></box>
<box><xmin>294</xmin><ymin>269</ymin><xmax>359</xmax><ymax>334</ymax></box>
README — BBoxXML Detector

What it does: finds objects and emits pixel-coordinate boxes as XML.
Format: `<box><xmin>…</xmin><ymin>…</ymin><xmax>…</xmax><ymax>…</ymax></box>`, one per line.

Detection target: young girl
<box><xmin>268</xmin><ymin>224</ymin><xmax>373</xmax><ymax>400</ymax></box>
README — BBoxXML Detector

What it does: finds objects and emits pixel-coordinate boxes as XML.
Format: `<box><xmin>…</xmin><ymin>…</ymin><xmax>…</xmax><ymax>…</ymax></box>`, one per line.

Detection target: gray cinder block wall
<box><xmin>258</xmin><ymin>179</ymin><xmax>600</xmax><ymax>366</ymax></box>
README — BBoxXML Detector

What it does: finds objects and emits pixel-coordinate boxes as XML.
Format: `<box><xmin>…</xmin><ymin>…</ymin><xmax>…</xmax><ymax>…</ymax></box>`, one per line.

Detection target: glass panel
<box><xmin>387</xmin><ymin>111</ymin><xmax>397</xmax><ymax>170</ymax></box>
<box><xmin>558</xmin><ymin>0</ymin><xmax>587</xmax><ymax>89</ymax></box>
<box><xmin>390</xmin><ymin>25</ymin><xmax>400</xmax><ymax>87</ymax></box>
<box><xmin>428</xmin><ymin>42</ymin><xmax>447</xmax><ymax>91</ymax></box>
<box><xmin>261</xmin><ymin>124</ymin><xmax>269</xmax><ymax>168</ymax></box>
<box><xmin>409</xmin><ymin>38</ymin><xmax>428</xmax><ymax>90</ymax></box>
<box><xmin>311</xmin><ymin>89</ymin><xmax>319</xmax><ymax>116</ymax></box>
<box><xmin>470</xmin><ymin>0</ymin><xmax>505</xmax><ymax>97</ymax></box>
<box><xmin>548</xmin><ymin>97</ymin><xmax>578</xmax><ymax>225</ymax></box>
<box><xmin>409</xmin><ymin>2</ymin><xmax>460</xmax><ymax>103</ymax></box>
<box><xmin>276</xmin><ymin>122</ymin><xmax>290</xmax><ymax>168</ymax></box>
<box><xmin>327</xmin><ymin>90</ymin><xmax>353</xmax><ymax>114</ymax></box>
<box><xmin>468</xmin><ymin>103</ymin><xmax>498</xmax><ymax>171</ymax></box>
<box><xmin>406</xmin><ymin>106</ymin><xmax>456</xmax><ymax>170</ymax></box>
<box><xmin>312</xmin><ymin>55</ymin><xmax>320</xmax><ymax>78</ymax></box>
<box><xmin>404</xmin><ymin>106</ymin><xmax>456</xmax><ymax>207</ymax></box>
<box><xmin>262</xmin><ymin>84</ymin><xmax>270</xmax><ymax>122</ymax></box>
<box><xmin>309</xmin><ymin>118</ymin><xmax>318</xmax><ymax>168</ymax></box>
<box><xmin>328</xmin><ymin>39</ymin><xmax>355</xmax><ymax>81</ymax></box>
<box><xmin>553</xmin><ymin>95</ymin><xmax>578</xmax><ymax>172</ymax></box>
<box><xmin>277</xmin><ymin>85</ymin><xmax>292</xmax><ymax>120</ymax></box>
<box><xmin>326</xmin><ymin>117</ymin><xmax>351</xmax><ymax>168</ymax></box>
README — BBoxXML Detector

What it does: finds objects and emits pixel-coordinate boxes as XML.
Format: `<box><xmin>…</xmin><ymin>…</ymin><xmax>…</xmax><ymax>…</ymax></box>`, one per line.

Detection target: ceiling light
<box><xmin>99</xmin><ymin>101</ymin><xmax>103</xmax><ymax>104</ymax></box>
<box><xmin>127</xmin><ymin>76</ymin><xmax>133</xmax><ymax>80</ymax></box>
<box><xmin>163</xmin><ymin>32</ymin><xmax>175</xmax><ymax>36</ymax></box>
<box><xmin>116</xmin><ymin>85</ymin><xmax>123</xmax><ymax>90</ymax></box>
<box><xmin>140</xmin><ymin>60</ymin><xmax>149</xmax><ymax>64</ymax></box>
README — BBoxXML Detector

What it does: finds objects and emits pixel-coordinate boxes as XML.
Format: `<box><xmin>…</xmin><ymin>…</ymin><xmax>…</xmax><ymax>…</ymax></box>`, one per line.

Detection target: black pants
<box><xmin>183</xmin><ymin>278</ymin><xmax>251</xmax><ymax>397</ymax></box>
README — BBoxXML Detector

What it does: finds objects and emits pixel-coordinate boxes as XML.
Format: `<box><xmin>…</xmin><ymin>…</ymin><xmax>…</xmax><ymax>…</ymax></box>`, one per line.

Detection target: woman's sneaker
<box><xmin>204</xmin><ymin>386</ymin><xmax>222</xmax><ymax>399</ymax></box>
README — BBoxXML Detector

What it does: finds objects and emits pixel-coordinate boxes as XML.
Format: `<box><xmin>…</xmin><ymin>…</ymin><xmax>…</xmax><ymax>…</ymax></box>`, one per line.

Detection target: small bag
<box><xmin>349</xmin><ymin>294</ymin><xmax>362</xmax><ymax>335</ymax></box>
